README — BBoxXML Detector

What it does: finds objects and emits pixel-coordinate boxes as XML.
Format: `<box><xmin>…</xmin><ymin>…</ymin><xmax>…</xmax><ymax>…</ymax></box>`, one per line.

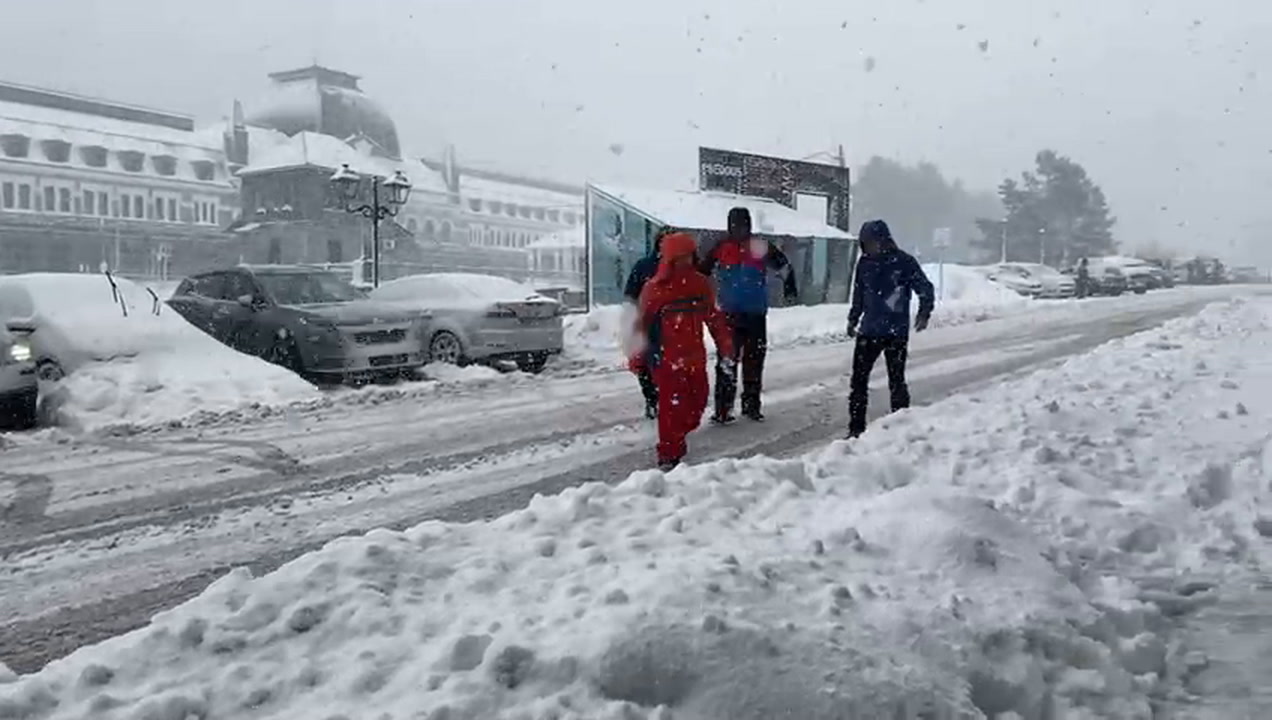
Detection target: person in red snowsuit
<box><xmin>633</xmin><ymin>232</ymin><xmax>735</xmax><ymax>470</ymax></box>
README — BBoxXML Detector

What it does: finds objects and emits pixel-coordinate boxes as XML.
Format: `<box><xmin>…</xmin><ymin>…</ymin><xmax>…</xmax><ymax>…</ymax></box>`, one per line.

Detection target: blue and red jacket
<box><xmin>698</xmin><ymin>237</ymin><xmax>798</xmax><ymax>315</ymax></box>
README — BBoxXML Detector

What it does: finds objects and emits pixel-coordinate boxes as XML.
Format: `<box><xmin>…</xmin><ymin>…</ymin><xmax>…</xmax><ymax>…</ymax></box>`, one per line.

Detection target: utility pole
<box><xmin>1000</xmin><ymin>219</ymin><xmax>1008</xmax><ymax>264</ymax></box>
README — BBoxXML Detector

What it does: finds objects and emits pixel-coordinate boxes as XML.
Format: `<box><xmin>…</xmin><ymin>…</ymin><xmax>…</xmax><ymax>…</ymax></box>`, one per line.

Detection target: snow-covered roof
<box><xmin>0</xmin><ymin>98</ymin><xmax>222</xmax><ymax>156</ymax></box>
<box><xmin>589</xmin><ymin>183</ymin><xmax>854</xmax><ymax>240</ymax></box>
<box><xmin>237</xmin><ymin>131</ymin><xmax>450</xmax><ymax>193</ymax></box>
<box><xmin>527</xmin><ymin>228</ymin><xmax>585</xmax><ymax>250</ymax></box>
<box><xmin>458</xmin><ymin>172</ymin><xmax>583</xmax><ymax>210</ymax></box>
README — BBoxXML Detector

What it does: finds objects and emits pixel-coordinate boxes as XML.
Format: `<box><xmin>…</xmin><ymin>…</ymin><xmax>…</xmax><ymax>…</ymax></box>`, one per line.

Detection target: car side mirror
<box><xmin>237</xmin><ymin>294</ymin><xmax>262</xmax><ymax>310</ymax></box>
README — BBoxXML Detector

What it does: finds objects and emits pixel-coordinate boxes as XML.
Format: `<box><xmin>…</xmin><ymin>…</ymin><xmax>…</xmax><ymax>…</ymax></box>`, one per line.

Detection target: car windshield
<box><xmin>256</xmin><ymin>271</ymin><xmax>362</xmax><ymax>305</ymax></box>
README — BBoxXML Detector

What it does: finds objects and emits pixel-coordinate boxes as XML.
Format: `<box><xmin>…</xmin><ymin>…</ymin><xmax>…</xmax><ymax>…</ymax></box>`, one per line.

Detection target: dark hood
<box><xmin>858</xmin><ymin>219</ymin><xmax>898</xmax><ymax>255</ymax></box>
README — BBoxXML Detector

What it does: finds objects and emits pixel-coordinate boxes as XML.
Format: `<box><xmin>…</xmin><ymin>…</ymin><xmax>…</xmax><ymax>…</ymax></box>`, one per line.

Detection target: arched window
<box><xmin>406</xmin><ymin>218</ymin><xmax>418</xmax><ymax>233</ymax></box>
<box><xmin>441</xmin><ymin>221</ymin><xmax>453</xmax><ymax>243</ymax></box>
<box><xmin>422</xmin><ymin>220</ymin><xmax>436</xmax><ymax>241</ymax></box>
<box><xmin>486</xmin><ymin>228</ymin><xmax>495</xmax><ymax>245</ymax></box>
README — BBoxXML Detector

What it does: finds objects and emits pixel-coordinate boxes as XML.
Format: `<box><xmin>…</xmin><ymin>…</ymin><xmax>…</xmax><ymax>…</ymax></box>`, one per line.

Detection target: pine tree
<box><xmin>975</xmin><ymin>150</ymin><xmax>1117</xmax><ymax>265</ymax></box>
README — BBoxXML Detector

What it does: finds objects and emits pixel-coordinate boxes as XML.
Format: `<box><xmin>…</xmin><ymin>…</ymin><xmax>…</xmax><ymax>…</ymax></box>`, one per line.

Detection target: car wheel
<box><xmin>429</xmin><ymin>331</ymin><xmax>467</xmax><ymax>366</ymax></box>
<box><xmin>36</xmin><ymin>359</ymin><xmax>64</xmax><ymax>382</ymax></box>
<box><xmin>265</xmin><ymin>340</ymin><xmax>305</xmax><ymax>375</ymax></box>
<box><xmin>516</xmin><ymin>353</ymin><xmax>550</xmax><ymax>374</ymax></box>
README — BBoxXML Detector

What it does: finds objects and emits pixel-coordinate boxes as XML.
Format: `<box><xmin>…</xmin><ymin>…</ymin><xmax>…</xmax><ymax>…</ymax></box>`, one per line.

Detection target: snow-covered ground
<box><xmin>566</xmin><ymin>263</ymin><xmax>1035</xmax><ymax>366</ymax></box>
<box><xmin>4</xmin><ymin>296</ymin><xmax>1270</xmax><ymax>718</ymax></box>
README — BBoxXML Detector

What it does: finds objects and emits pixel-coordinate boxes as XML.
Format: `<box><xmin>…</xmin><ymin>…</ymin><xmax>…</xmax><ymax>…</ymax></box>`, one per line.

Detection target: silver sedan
<box><xmin>369</xmin><ymin>273</ymin><xmax>564</xmax><ymax>374</ymax></box>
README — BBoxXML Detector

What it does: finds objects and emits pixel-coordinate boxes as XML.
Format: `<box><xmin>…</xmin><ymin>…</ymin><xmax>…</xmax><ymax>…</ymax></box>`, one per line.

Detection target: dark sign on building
<box><xmin>698</xmin><ymin>146</ymin><xmax>851</xmax><ymax>232</ymax></box>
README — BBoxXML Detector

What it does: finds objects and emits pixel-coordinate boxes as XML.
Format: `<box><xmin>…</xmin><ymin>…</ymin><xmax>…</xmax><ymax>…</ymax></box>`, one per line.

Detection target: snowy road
<box><xmin>0</xmin><ymin>287</ymin><xmax>1258</xmax><ymax>674</ymax></box>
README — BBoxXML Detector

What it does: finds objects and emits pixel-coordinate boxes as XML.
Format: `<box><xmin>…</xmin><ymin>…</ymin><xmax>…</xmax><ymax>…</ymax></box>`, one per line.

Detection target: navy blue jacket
<box><xmin>623</xmin><ymin>254</ymin><xmax>660</xmax><ymax>303</ymax></box>
<box><xmin>848</xmin><ymin>247</ymin><xmax>935</xmax><ymax>338</ymax></box>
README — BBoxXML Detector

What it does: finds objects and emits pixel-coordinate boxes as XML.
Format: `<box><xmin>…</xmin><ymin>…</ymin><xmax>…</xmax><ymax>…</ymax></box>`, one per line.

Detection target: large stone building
<box><xmin>228</xmin><ymin>65</ymin><xmax>586</xmax><ymax>287</ymax></box>
<box><xmin>0</xmin><ymin>65</ymin><xmax>587</xmax><ymax>290</ymax></box>
<box><xmin>0</xmin><ymin>80</ymin><xmax>240</xmax><ymax>279</ymax></box>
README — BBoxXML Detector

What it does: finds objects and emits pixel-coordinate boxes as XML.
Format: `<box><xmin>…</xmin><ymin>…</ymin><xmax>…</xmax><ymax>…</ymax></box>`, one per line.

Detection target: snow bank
<box><xmin>7</xmin><ymin>297</ymin><xmax>1268</xmax><ymax>718</ymax></box>
<box><xmin>566</xmin><ymin>263</ymin><xmax>1032</xmax><ymax>365</ymax></box>
<box><xmin>0</xmin><ymin>274</ymin><xmax>319</xmax><ymax>432</ymax></box>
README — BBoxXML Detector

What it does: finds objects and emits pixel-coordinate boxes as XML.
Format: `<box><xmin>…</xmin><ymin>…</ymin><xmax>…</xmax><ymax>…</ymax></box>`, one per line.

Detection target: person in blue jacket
<box><xmin>845</xmin><ymin>219</ymin><xmax>935</xmax><ymax>439</ymax></box>
<box><xmin>698</xmin><ymin>207</ymin><xmax>798</xmax><ymax>423</ymax></box>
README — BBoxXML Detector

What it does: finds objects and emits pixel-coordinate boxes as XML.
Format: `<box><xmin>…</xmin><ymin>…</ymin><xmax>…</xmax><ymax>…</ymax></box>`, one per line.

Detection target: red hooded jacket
<box><xmin>635</xmin><ymin>233</ymin><xmax>734</xmax><ymax>372</ymax></box>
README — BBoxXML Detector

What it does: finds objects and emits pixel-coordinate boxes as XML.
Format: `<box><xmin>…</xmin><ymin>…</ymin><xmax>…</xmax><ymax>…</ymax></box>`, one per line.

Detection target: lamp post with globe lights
<box><xmin>329</xmin><ymin>163</ymin><xmax>412</xmax><ymax>288</ymax></box>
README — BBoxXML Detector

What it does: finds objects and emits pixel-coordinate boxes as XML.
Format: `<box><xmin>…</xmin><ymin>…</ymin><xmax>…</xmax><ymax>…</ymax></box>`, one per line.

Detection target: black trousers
<box><xmin>637</xmin><ymin>365</ymin><xmax>658</xmax><ymax>406</ymax></box>
<box><xmin>715</xmin><ymin>312</ymin><xmax>768</xmax><ymax>416</ymax></box>
<box><xmin>848</xmin><ymin>335</ymin><xmax>911</xmax><ymax>436</ymax></box>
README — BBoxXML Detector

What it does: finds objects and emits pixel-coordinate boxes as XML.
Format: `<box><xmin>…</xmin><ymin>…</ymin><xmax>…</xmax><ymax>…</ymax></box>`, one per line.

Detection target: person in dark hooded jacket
<box><xmin>624</xmin><ymin>229</ymin><xmax>676</xmax><ymax>417</ymax></box>
<box><xmin>845</xmin><ymin>219</ymin><xmax>935</xmax><ymax>439</ymax></box>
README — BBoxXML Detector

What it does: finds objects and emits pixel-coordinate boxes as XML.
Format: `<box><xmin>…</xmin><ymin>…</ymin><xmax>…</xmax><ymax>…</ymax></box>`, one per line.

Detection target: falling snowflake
<box><xmin>864</xmin><ymin>57</ymin><xmax>876</xmax><ymax>72</ymax></box>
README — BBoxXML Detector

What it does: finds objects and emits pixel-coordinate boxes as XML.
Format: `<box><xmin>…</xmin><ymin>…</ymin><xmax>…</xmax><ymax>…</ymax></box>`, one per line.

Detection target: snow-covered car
<box><xmin>0</xmin><ymin>320</ymin><xmax>37</xmax><ymax>429</ymax></box>
<box><xmin>994</xmin><ymin>263</ymin><xmax>1075</xmax><ymax>299</ymax></box>
<box><xmin>1092</xmin><ymin>257</ymin><xmax>1153</xmax><ymax>294</ymax></box>
<box><xmin>0</xmin><ymin>273</ymin><xmax>317</xmax><ymax>430</ymax></box>
<box><xmin>981</xmin><ymin>265</ymin><xmax>1043</xmax><ymax>297</ymax></box>
<box><xmin>370</xmin><ymin>273</ymin><xmax>564</xmax><ymax>373</ymax></box>
<box><xmin>169</xmin><ymin>265</ymin><xmax>426</xmax><ymax>383</ymax></box>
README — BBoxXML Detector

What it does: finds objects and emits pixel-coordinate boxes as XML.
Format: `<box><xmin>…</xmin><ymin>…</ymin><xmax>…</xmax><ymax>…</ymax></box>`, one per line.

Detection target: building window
<box><xmin>327</xmin><ymin>239</ymin><xmax>343</xmax><ymax>264</ymax></box>
<box><xmin>41</xmin><ymin>140</ymin><xmax>71</xmax><ymax>163</ymax></box>
<box><xmin>155</xmin><ymin>197</ymin><xmax>165</xmax><ymax>221</ymax></box>
<box><xmin>98</xmin><ymin>192</ymin><xmax>108</xmax><ymax>216</ymax></box>
<box><xmin>504</xmin><ymin>204</ymin><xmax>518</xmax><ymax>217</ymax></box>
<box><xmin>58</xmin><ymin>188</ymin><xmax>71</xmax><ymax>213</ymax></box>
<box><xmin>168</xmin><ymin>198</ymin><xmax>177</xmax><ymax>222</ymax></box>
<box><xmin>486</xmin><ymin>229</ymin><xmax>495</xmax><ymax>246</ymax></box>
<box><xmin>440</xmin><ymin>221</ymin><xmax>452</xmax><ymax>243</ymax></box>
<box><xmin>192</xmin><ymin>160</ymin><xmax>215</xmax><ymax>182</ymax></box>
<box><xmin>80</xmin><ymin>146</ymin><xmax>108</xmax><ymax>168</ymax></box>
<box><xmin>43</xmin><ymin>186</ymin><xmax>55</xmax><ymax>212</ymax></box>
<box><xmin>422</xmin><ymin>219</ymin><xmax>436</xmax><ymax>241</ymax></box>
<box><xmin>152</xmin><ymin>155</ymin><xmax>177</xmax><ymax>177</ymax></box>
<box><xmin>0</xmin><ymin>134</ymin><xmax>30</xmax><ymax>158</ymax></box>
<box><xmin>406</xmin><ymin>218</ymin><xmax>418</xmax><ymax>233</ymax></box>
<box><xmin>119</xmin><ymin>151</ymin><xmax>145</xmax><ymax>173</ymax></box>
<box><xmin>134</xmin><ymin>195</ymin><xmax>144</xmax><ymax>219</ymax></box>
<box><xmin>18</xmin><ymin>184</ymin><xmax>31</xmax><ymax>210</ymax></box>
<box><xmin>120</xmin><ymin>196</ymin><xmax>130</xmax><ymax>218</ymax></box>
<box><xmin>468</xmin><ymin>198</ymin><xmax>482</xmax><ymax>212</ymax></box>
<box><xmin>547</xmin><ymin>210</ymin><xmax>560</xmax><ymax>223</ymax></box>
<box><xmin>82</xmin><ymin>190</ymin><xmax>95</xmax><ymax>215</ymax></box>
<box><xmin>2</xmin><ymin>182</ymin><xmax>12</xmax><ymax>209</ymax></box>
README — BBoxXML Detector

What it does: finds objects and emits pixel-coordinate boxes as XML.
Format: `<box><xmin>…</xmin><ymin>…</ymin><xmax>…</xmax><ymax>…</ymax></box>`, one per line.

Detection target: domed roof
<box><xmin>244</xmin><ymin>66</ymin><xmax>401</xmax><ymax>160</ymax></box>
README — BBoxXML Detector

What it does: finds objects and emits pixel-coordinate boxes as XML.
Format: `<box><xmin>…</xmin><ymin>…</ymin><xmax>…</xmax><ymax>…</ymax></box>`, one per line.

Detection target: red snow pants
<box><xmin>655</xmin><ymin>362</ymin><xmax>709</xmax><ymax>465</ymax></box>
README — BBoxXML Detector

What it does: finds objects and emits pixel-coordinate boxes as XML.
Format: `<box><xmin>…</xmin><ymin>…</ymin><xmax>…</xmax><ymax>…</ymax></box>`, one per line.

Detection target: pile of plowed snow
<box><xmin>0</xmin><ymin>274</ymin><xmax>319</xmax><ymax>433</ymax></box>
<box><xmin>4</xmin><ymin>297</ymin><xmax>1269</xmax><ymax>718</ymax></box>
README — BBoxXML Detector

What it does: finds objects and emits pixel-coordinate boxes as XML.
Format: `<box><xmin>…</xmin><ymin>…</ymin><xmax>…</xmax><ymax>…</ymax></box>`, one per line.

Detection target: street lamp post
<box><xmin>329</xmin><ymin>163</ymin><xmax>412</xmax><ymax>288</ymax></box>
<box><xmin>1000</xmin><ymin>218</ymin><xmax>1008</xmax><ymax>264</ymax></box>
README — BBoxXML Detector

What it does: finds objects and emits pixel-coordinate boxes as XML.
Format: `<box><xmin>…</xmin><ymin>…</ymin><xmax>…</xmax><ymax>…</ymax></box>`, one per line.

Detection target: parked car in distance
<box><xmin>1229</xmin><ymin>266</ymin><xmax>1265</xmax><ymax>284</ymax></box>
<box><xmin>1143</xmin><ymin>259</ymin><xmax>1176</xmax><ymax>289</ymax></box>
<box><xmin>981</xmin><ymin>264</ymin><xmax>1043</xmax><ymax>297</ymax></box>
<box><xmin>994</xmin><ymin>263</ymin><xmax>1075</xmax><ymax>298</ymax></box>
<box><xmin>370</xmin><ymin>272</ymin><xmax>564</xmax><ymax>373</ymax></box>
<box><xmin>1062</xmin><ymin>262</ymin><xmax>1128</xmax><ymax>296</ymax></box>
<box><xmin>0</xmin><ymin>319</ymin><xmax>37</xmax><ymax>429</ymax></box>
<box><xmin>168</xmin><ymin>265</ymin><xmax>425</xmax><ymax>383</ymax></box>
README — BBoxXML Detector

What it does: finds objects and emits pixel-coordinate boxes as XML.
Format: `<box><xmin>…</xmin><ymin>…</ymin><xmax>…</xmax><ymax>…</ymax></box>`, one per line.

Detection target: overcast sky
<box><xmin>4</xmin><ymin>0</ymin><xmax>1270</xmax><ymax>261</ymax></box>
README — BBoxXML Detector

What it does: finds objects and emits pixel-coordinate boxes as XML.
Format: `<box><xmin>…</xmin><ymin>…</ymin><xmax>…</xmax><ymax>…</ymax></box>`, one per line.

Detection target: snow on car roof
<box><xmin>589</xmin><ymin>183</ymin><xmax>855</xmax><ymax>240</ymax></box>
